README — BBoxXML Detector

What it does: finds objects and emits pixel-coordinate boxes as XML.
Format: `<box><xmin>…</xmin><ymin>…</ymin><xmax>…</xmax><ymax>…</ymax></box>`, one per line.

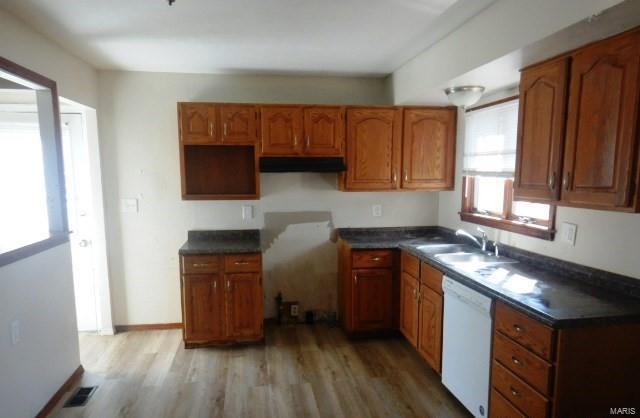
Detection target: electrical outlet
<box><xmin>10</xmin><ymin>320</ymin><xmax>20</xmax><ymax>345</ymax></box>
<box><xmin>290</xmin><ymin>304</ymin><xmax>299</xmax><ymax>317</ymax></box>
<box><xmin>372</xmin><ymin>204</ymin><xmax>382</xmax><ymax>217</ymax></box>
<box><xmin>120</xmin><ymin>198</ymin><xmax>138</xmax><ymax>213</ymax></box>
<box><xmin>241</xmin><ymin>205</ymin><xmax>253</xmax><ymax>221</ymax></box>
<box><xmin>561</xmin><ymin>222</ymin><xmax>577</xmax><ymax>246</ymax></box>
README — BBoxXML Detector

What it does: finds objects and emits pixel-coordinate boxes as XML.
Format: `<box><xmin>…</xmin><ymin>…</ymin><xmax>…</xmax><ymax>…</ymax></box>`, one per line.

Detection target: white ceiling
<box><xmin>1</xmin><ymin>0</ymin><xmax>495</xmax><ymax>76</ymax></box>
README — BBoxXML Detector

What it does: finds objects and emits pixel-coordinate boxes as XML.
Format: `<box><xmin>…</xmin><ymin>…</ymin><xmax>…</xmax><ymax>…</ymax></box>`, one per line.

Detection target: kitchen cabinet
<box><xmin>179</xmin><ymin>103</ymin><xmax>219</xmax><ymax>144</ymax></box>
<box><xmin>514</xmin><ymin>58</ymin><xmax>569</xmax><ymax>202</ymax></box>
<box><xmin>343</xmin><ymin>107</ymin><xmax>402</xmax><ymax>190</ymax></box>
<box><xmin>401</xmin><ymin>108</ymin><xmax>456</xmax><ymax>190</ymax></box>
<box><xmin>303</xmin><ymin>106</ymin><xmax>345</xmax><ymax>156</ymax></box>
<box><xmin>260</xmin><ymin>105</ymin><xmax>304</xmax><ymax>155</ymax></box>
<box><xmin>338</xmin><ymin>243</ymin><xmax>398</xmax><ymax>335</ymax></box>
<box><xmin>180</xmin><ymin>253</ymin><xmax>263</xmax><ymax>347</ymax></box>
<box><xmin>220</xmin><ymin>104</ymin><xmax>258</xmax><ymax>145</ymax></box>
<box><xmin>562</xmin><ymin>30</ymin><xmax>640</xmax><ymax>210</ymax></box>
<box><xmin>490</xmin><ymin>301</ymin><xmax>640</xmax><ymax>417</ymax></box>
<box><xmin>399</xmin><ymin>251</ymin><xmax>443</xmax><ymax>373</ymax></box>
<box><xmin>514</xmin><ymin>28</ymin><xmax>640</xmax><ymax>211</ymax></box>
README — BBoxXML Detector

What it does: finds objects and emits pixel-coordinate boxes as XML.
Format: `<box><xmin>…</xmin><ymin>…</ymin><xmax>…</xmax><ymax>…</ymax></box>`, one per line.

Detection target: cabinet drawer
<box><xmin>352</xmin><ymin>250</ymin><xmax>394</xmax><ymax>268</ymax></box>
<box><xmin>420</xmin><ymin>262</ymin><xmax>443</xmax><ymax>294</ymax></box>
<box><xmin>401</xmin><ymin>251</ymin><xmax>420</xmax><ymax>278</ymax></box>
<box><xmin>493</xmin><ymin>331</ymin><xmax>553</xmax><ymax>395</ymax></box>
<box><xmin>182</xmin><ymin>255</ymin><xmax>221</xmax><ymax>274</ymax></box>
<box><xmin>492</xmin><ymin>361</ymin><xmax>550</xmax><ymax>418</ymax></box>
<box><xmin>495</xmin><ymin>302</ymin><xmax>555</xmax><ymax>360</ymax></box>
<box><xmin>224</xmin><ymin>253</ymin><xmax>261</xmax><ymax>273</ymax></box>
<box><xmin>490</xmin><ymin>388</ymin><xmax>526</xmax><ymax>418</ymax></box>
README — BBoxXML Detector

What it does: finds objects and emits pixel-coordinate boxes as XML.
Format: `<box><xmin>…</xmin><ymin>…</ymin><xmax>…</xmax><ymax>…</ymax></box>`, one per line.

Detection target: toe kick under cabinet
<box><xmin>180</xmin><ymin>253</ymin><xmax>264</xmax><ymax>347</ymax></box>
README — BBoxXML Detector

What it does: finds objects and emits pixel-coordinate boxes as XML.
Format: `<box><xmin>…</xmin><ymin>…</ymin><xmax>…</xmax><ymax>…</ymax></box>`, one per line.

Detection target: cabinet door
<box><xmin>401</xmin><ymin>108</ymin><xmax>456</xmax><ymax>190</ymax></box>
<box><xmin>220</xmin><ymin>104</ymin><xmax>257</xmax><ymax>145</ymax></box>
<box><xmin>260</xmin><ymin>106</ymin><xmax>303</xmax><ymax>155</ymax></box>
<box><xmin>345</xmin><ymin>108</ymin><xmax>402</xmax><ymax>190</ymax></box>
<box><xmin>182</xmin><ymin>274</ymin><xmax>224</xmax><ymax>341</ymax></box>
<box><xmin>562</xmin><ymin>32</ymin><xmax>640</xmax><ymax>209</ymax></box>
<box><xmin>514</xmin><ymin>58</ymin><xmax>569</xmax><ymax>202</ymax></box>
<box><xmin>352</xmin><ymin>269</ymin><xmax>393</xmax><ymax>331</ymax></box>
<box><xmin>417</xmin><ymin>284</ymin><xmax>443</xmax><ymax>373</ymax></box>
<box><xmin>399</xmin><ymin>272</ymin><xmax>420</xmax><ymax>346</ymax></box>
<box><xmin>303</xmin><ymin>106</ymin><xmax>344</xmax><ymax>156</ymax></box>
<box><xmin>225</xmin><ymin>273</ymin><xmax>263</xmax><ymax>338</ymax></box>
<box><xmin>179</xmin><ymin>103</ymin><xmax>218</xmax><ymax>144</ymax></box>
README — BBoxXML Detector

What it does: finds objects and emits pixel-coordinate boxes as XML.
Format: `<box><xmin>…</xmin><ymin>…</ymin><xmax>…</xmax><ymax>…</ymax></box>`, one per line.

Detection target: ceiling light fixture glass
<box><xmin>444</xmin><ymin>86</ymin><xmax>485</xmax><ymax>107</ymax></box>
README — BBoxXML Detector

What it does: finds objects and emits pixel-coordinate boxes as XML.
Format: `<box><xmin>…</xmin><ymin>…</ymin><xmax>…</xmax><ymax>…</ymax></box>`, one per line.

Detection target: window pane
<box><xmin>512</xmin><ymin>201</ymin><xmax>550</xmax><ymax>221</ymax></box>
<box><xmin>474</xmin><ymin>177</ymin><xmax>505</xmax><ymax>215</ymax></box>
<box><xmin>0</xmin><ymin>111</ymin><xmax>50</xmax><ymax>252</ymax></box>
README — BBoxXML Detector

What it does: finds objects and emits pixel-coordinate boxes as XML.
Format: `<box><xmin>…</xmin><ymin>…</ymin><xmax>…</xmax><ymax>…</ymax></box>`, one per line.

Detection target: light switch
<box><xmin>561</xmin><ymin>222</ymin><xmax>577</xmax><ymax>246</ymax></box>
<box><xmin>372</xmin><ymin>204</ymin><xmax>382</xmax><ymax>217</ymax></box>
<box><xmin>120</xmin><ymin>198</ymin><xmax>138</xmax><ymax>213</ymax></box>
<box><xmin>242</xmin><ymin>205</ymin><xmax>253</xmax><ymax>220</ymax></box>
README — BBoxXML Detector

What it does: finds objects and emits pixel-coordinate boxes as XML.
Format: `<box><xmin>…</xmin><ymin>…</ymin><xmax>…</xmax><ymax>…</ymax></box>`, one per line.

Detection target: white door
<box><xmin>61</xmin><ymin>113</ymin><xmax>99</xmax><ymax>331</ymax></box>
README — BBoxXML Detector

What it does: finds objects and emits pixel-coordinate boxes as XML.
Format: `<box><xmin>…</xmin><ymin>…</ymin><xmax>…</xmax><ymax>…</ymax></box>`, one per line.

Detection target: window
<box><xmin>0</xmin><ymin>57</ymin><xmax>69</xmax><ymax>266</ymax></box>
<box><xmin>460</xmin><ymin>98</ymin><xmax>555</xmax><ymax>240</ymax></box>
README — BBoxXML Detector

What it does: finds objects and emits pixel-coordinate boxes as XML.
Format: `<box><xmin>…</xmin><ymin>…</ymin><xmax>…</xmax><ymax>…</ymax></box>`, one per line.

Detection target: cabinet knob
<box><xmin>511</xmin><ymin>356</ymin><xmax>521</xmax><ymax>365</ymax></box>
<box><xmin>510</xmin><ymin>386</ymin><xmax>520</xmax><ymax>397</ymax></box>
<box><xmin>513</xmin><ymin>324</ymin><xmax>523</xmax><ymax>333</ymax></box>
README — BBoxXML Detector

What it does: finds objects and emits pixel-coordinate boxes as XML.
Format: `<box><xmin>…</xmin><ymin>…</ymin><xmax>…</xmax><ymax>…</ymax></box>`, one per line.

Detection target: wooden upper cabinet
<box><xmin>303</xmin><ymin>106</ymin><xmax>345</xmax><ymax>156</ymax></box>
<box><xmin>179</xmin><ymin>103</ymin><xmax>219</xmax><ymax>144</ymax></box>
<box><xmin>417</xmin><ymin>284</ymin><xmax>443</xmax><ymax>373</ymax></box>
<box><xmin>399</xmin><ymin>272</ymin><xmax>419</xmax><ymax>346</ymax></box>
<box><xmin>220</xmin><ymin>104</ymin><xmax>257</xmax><ymax>145</ymax></box>
<box><xmin>225</xmin><ymin>273</ymin><xmax>263</xmax><ymax>338</ymax></box>
<box><xmin>352</xmin><ymin>269</ymin><xmax>393</xmax><ymax>330</ymax></box>
<box><xmin>182</xmin><ymin>274</ymin><xmax>224</xmax><ymax>341</ymax></box>
<box><xmin>260</xmin><ymin>106</ymin><xmax>303</xmax><ymax>156</ymax></box>
<box><xmin>514</xmin><ymin>58</ymin><xmax>569</xmax><ymax>203</ymax></box>
<box><xmin>562</xmin><ymin>31</ymin><xmax>640</xmax><ymax>209</ymax></box>
<box><xmin>401</xmin><ymin>108</ymin><xmax>456</xmax><ymax>190</ymax></box>
<box><xmin>345</xmin><ymin>108</ymin><xmax>402</xmax><ymax>190</ymax></box>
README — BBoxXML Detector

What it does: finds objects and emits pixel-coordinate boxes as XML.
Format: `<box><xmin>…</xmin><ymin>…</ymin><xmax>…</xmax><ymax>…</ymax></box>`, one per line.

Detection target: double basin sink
<box><xmin>412</xmin><ymin>242</ymin><xmax>518</xmax><ymax>274</ymax></box>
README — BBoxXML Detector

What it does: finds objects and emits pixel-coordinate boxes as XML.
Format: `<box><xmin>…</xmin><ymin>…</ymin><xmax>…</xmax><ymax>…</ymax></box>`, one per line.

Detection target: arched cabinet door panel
<box><xmin>260</xmin><ymin>106</ymin><xmax>303</xmax><ymax>156</ymax></box>
<box><xmin>221</xmin><ymin>105</ymin><xmax>257</xmax><ymax>145</ymax></box>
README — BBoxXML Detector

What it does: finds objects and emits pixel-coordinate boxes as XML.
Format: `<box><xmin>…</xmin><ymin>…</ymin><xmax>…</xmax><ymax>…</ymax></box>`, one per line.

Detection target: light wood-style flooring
<box><xmin>50</xmin><ymin>324</ymin><xmax>470</xmax><ymax>418</ymax></box>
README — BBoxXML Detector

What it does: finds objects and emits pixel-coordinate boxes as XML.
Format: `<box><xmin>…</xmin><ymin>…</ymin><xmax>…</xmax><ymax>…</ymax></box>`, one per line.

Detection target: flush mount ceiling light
<box><xmin>444</xmin><ymin>86</ymin><xmax>485</xmax><ymax>107</ymax></box>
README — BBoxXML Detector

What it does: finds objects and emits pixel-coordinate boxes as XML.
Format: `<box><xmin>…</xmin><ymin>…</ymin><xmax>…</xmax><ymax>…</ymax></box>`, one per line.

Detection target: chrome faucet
<box><xmin>455</xmin><ymin>227</ymin><xmax>488</xmax><ymax>252</ymax></box>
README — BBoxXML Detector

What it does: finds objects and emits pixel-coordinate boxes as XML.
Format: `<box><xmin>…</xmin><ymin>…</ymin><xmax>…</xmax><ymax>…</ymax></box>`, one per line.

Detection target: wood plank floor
<box><xmin>50</xmin><ymin>324</ymin><xmax>470</xmax><ymax>418</ymax></box>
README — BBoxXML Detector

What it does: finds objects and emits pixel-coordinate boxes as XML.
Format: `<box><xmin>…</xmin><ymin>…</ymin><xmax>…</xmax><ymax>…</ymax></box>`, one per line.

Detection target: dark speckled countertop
<box><xmin>337</xmin><ymin>227</ymin><xmax>640</xmax><ymax>328</ymax></box>
<box><xmin>179</xmin><ymin>230</ymin><xmax>261</xmax><ymax>255</ymax></box>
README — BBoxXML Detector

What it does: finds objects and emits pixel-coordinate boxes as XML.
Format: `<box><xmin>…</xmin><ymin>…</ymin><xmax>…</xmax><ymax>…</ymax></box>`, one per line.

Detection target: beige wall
<box><xmin>0</xmin><ymin>8</ymin><xmax>98</xmax><ymax>417</ymax></box>
<box><xmin>98</xmin><ymin>70</ymin><xmax>439</xmax><ymax>324</ymax></box>
<box><xmin>438</xmin><ymin>106</ymin><xmax>640</xmax><ymax>280</ymax></box>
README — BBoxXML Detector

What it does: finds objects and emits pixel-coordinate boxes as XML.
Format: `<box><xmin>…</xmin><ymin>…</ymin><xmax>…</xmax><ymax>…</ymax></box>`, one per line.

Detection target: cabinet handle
<box><xmin>192</xmin><ymin>263</ymin><xmax>209</xmax><ymax>268</ymax></box>
<box><xmin>511</xmin><ymin>356</ymin><xmax>521</xmax><ymax>365</ymax></box>
<box><xmin>513</xmin><ymin>324</ymin><xmax>523</xmax><ymax>333</ymax></box>
<box><xmin>354</xmin><ymin>275</ymin><xmax>358</xmax><ymax>285</ymax></box>
<box><xmin>208</xmin><ymin>122</ymin><xmax>214</xmax><ymax>137</ymax></box>
<box><xmin>294</xmin><ymin>135</ymin><xmax>298</xmax><ymax>147</ymax></box>
<box><xmin>227</xmin><ymin>280</ymin><xmax>231</xmax><ymax>290</ymax></box>
<box><xmin>416</xmin><ymin>291</ymin><xmax>421</xmax><ymax>302</ymax></box>
<box><xmin>306</xmin><ymin>135</ymin><xmax>310</xmax><ymax>148</ymax></box>
<box><xmin>548</xmin><ymin>172</ymin><xmax>556</xmax><ymax>189</ymax></box>
<box><xmin>393</xmin><ymin>171</ymin><xmax>397</xmax><ymax>184</ymax></box>
<box><xmin>212</xmin><ymin>281</ymin><xmax>217</xmax><ymax>290</ymax></box>
<box><xmin>510</xmin><ymin>387</ymin><xmax>520</xmax><ymax>397</ymax></box>
<box><xmin>234</xmin><ymin>261</ymin><xmax>250</xmax><ymax>265</ymax></box>
<box><xmin>563</xmin><ymin>171</ymin><xmax>571</xmax><ymax>190</ymax></box>
<box><xmin>224</xmin><ymin>123</ymin><xmax>228</xmax><ymax>136</ymax></box>
<box><xmin>371</xmin><ymin>257</ymin><xmax>382</xmax><ymax>261</ymax></box>
<box><xmin>404</xmin><ymin>170</ymin><xmax>408</xmax><ymax>182</ymax></box>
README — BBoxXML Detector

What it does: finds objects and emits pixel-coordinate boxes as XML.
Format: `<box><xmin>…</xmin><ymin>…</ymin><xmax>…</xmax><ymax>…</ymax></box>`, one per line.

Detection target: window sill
<box><xmin>0</xmin><ymin>232</ymin><xmax>70</xmax><ymax>268</ymax></box>
<box><xmin>459</xmin><ymin>212</ymin><xmax>555</xmax><ymax>241</ymax></box>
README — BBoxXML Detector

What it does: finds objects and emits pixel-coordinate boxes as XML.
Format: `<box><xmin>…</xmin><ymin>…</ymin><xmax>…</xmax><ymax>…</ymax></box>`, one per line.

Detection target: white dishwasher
<box><xmin>441</xmin><ymin>276</ymin><xmax>494</xmax><ymax>418</ymax></box>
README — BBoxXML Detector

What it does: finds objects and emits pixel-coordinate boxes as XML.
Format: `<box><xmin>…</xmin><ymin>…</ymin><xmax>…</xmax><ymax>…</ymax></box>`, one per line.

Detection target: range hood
<box><xmin>259</xmin><ymin>157</ymin><xmax>346</xmax><ymax>173</ymax></box>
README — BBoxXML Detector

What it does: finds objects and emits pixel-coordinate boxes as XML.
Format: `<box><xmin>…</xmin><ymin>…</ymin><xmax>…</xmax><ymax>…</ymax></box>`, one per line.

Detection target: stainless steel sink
<box><xmin>435</xmin><ymin>252</ymin><xmax>518</xmax><ymax>270</ymax></box>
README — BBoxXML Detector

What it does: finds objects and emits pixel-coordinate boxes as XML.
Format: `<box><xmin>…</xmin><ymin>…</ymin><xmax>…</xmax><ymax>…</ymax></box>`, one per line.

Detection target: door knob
<box><xmin>78</xmin><ymin>239</ymin><xmax>91</xmax><ymax>247</ymax></box>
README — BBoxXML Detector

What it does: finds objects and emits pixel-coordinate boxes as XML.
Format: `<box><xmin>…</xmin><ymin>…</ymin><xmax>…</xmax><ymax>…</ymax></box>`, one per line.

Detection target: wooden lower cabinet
<box><xmin>338</xmin><ymin>243</ymin><xmax>398</xmax><ymax>335</ymax></box>
<box><xmin>490</xmin><ymin>301</ymin><xmax>640</xmax><ymax>417</ymax></box>
<box><xmin>417</xmin><ymin>284</ymin><xmax>443</xmax><ymax>373</ymax></box>
<box><xmin>181</xmin><ymin>253</ymin><xmax>263</xmax><ymax>347</ymax></box>
<box><xmin>399</xmin><ymin>251</ymin><xmax>443</xmax><ymax>374</ymax></box>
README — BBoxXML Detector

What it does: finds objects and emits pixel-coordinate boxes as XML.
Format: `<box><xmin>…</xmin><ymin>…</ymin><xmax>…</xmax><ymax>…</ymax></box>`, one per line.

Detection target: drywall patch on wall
<box><xmin>262</xmin><ymin>211</ymin><xmax>335</xmax><ymax>318</ymax></box>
